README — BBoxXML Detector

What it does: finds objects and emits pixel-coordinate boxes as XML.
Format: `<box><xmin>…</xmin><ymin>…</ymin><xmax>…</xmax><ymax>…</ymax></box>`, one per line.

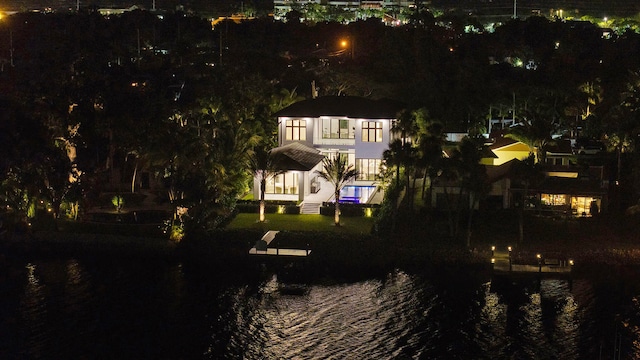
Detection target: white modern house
<box><xmin>253</xmin><ymin>96</ymin><xmax>404</xmax><ymax>213</ymax></box>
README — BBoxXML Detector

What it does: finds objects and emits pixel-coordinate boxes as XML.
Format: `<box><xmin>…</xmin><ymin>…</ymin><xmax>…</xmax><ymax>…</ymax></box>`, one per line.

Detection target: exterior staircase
<box><xmin>300</xmin><ymin>202</ymin><xmax>321</xmax><ymax>214</ymax></box>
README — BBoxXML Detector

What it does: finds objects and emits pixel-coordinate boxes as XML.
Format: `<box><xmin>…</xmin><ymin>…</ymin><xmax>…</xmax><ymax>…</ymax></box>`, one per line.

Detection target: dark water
<box><xmin>2</xmin><ymin>255</ymin><xmax>640</xmax><ymax>359</ymax></box>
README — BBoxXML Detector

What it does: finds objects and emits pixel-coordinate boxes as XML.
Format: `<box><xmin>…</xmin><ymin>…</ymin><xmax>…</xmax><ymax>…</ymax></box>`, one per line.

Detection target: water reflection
<box><xmin>21</xmin><ymin>263</ymin><xmax>48</xmax><ymax>359</ymax></box>
<box><xmin>212</xmin><ymin>271</ymin><xmax>588</xmax><ymax>359</ymax></box>
<box><xmin>219</xmin><ymin>270</ymin><xmax>431</xmax><ymax>360</ymax></box>
<box><xmin>2</xmin><ymin>257</ymin><xmax>640</xmax><ymax>359</ymax></box>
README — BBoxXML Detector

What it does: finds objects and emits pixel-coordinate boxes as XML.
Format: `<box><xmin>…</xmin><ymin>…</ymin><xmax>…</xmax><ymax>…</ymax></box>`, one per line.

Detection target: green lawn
<box><xmin>226</xmin><ymin>213</ymin><xmax>375</xmax><ymax>235</ymax></box>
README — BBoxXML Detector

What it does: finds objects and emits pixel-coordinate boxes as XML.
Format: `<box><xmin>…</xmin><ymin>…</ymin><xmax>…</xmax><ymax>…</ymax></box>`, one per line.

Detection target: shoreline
<box><xmin>1</xmin><ymin>230</ymin><xmax>640</xmax><ymax>280</ymax></box>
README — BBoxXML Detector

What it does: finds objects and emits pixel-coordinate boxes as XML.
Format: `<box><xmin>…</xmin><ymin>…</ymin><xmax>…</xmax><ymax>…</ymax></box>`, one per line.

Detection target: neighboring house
<box><xmin>506</xmin><ymin>154</ymin><xmax>608</xmax><ymax>216</ymax></box>
<box><xmin>432</xmin><ymin>134</ymin><xmax>609</xmax><ymax>216</ymax></box>
<box><xmin>529</xmin><ymin>175</ymin><xmax>607</xmax><ymax>216</ymax></box>
<box><xmin>253</xmin><ymin>96</ymin><xmax>404</xmax><ymax>210</ymax></box>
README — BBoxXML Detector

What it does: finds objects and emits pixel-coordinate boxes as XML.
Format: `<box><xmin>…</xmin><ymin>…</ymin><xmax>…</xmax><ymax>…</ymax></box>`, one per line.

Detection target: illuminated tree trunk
<box><xmin>334</xmin><ymin>189</ymin><xmax>341</xmax><ymax>226</ymax></box>
<box><xmin>259</xmin><ymin>178</ymin><xmax>266</xmax><ymax>222</ymax></box>
<box><xmin>131</xmin><ymin>162</ymin><xmax>138</xmax><ymax>193</ymax></box>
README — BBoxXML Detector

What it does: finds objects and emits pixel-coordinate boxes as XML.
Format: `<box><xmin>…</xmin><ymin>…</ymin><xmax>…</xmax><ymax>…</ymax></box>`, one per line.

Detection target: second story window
<box><xmin>322</xmin><ymin>118</ymin><xmax>355</xmax><ymax>139</ymax></box>
<box><xmin>285</xmin><ymin>119</ymin><xmax>306</xmax><ymax>141</ymax></box>
<box><xmin>362</xmin><ymin>121</ymin><xmax>383</xmax><ymax>142</ymax></box>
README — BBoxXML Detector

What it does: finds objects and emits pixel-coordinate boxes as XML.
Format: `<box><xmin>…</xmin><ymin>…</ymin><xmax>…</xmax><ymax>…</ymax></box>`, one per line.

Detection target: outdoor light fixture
<box><xmin>508</xmin><ymin>246</ymin><xmax>512</xmax><ymax>252</ymax></box>
<box><xmin>569</xmin><ymin>259</ymin><xmax>574</xmax><ymax>266</ymax></box>
<box><xmin>537</xmin><ymin>253</ymin><xmax>542</xmax><ymax>273</ymax></box>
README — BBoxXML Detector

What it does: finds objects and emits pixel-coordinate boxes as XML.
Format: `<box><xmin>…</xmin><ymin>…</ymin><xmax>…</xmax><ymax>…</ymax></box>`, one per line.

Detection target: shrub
<box><xmin>283</xmin><ymin>205</ymin><xmax>300</xmax><ymax>214</ymax></box>
<box><xmin>96</xmin><ymin>192</ymin><xmax>147</xmax><ymax>208</ymax></box>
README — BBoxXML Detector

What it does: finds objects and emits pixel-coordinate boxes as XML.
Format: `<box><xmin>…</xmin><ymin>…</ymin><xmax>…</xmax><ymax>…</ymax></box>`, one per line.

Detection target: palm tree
<box><xmin>437</xmin><ymin>137</ymin><xmax>488</xmax><ymax>242</ymax></box>
<box><xmin>315</xmin><ymin>152</ymin><xmax>359</xmax><ymax>226</ymax></box>
<box><xmin>506</xmin><ymin>87</ymin><xmax>568</xmax><ymax>164</ymax></box>
<box><xmin>414</xmin><ymin>112</ymin><xmax>445</xmax><ymax>204</ymax></box>
<box><xmin>389</xmin><ymin>109</ymin><xmax>420</xmax><ymax>206</ymax></box>
<box><xmin>505</xmin><ymin>117</ymin><xmax>555</xmax><ymax>164</ymax></box>
<box><xmin>383</xmin><ymin>139</ymin><xmax>405</xmax><ymax>189</ymax></box>
<box><xmin>457</xmin><ymin>137</ymin><xmax>489</xmax><ymax>248</ymax></box>
<box><xmin>250</xmin><ymin>145</ymin><xmax>283</xmax><ymax>222</ymax></box>
<box><xmin>511</xmin><ymin>154</ymin><xmax>543</xmax><ymax>244</ymax></box>
<box><xmin>392</xmin><ymin>109</ymin><xmax>419</xmax><ymax>147</ymax></box>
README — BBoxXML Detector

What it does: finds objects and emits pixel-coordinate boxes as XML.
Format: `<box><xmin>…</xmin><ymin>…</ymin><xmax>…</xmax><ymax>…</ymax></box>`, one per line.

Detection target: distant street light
<box><xmin>340</xmin><ymin>37</ymin><xmax>354</xmax><ymax>60</ymax></box>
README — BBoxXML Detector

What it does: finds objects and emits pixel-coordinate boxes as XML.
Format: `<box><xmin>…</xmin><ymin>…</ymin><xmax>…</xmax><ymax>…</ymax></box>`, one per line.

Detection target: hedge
<box><xmin>235</xmin><ymin>200</ymin><xmax>299</xmax><ymax>214</ymax></box>
<box><xmin>320</xmin><ymin>203</ymin><xmax>381</xmax><ymax>217</ymax></box>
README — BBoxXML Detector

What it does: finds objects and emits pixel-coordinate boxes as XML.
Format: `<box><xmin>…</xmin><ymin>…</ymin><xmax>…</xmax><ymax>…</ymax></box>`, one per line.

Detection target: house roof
<box><xmin>270</xmin><ymin>142</ymin><xmax>325</xmax><ymax>171</ymax></box>
<box><xmin>274</xmin><ymin>96</ymin><xmax>405</xmax><ymax>119</ymax></box>
<box><xmin>486</xmin><ymin>159</ymin><xmax>519</xmax><ymax>183</ymax></box>
<box><xmin>481</xmin><ymin>147</ymin><xmax>498</xmax><ymax>159</ymax></box>
<box><xmin>442</xmin><ymin>145</ymin><xmax>496</xmax><ymax>160</ymax></box>
<box><xmin>488</xmin><ymin>136</ymin><xmax>525</xmax><ymax>151</ymax></box>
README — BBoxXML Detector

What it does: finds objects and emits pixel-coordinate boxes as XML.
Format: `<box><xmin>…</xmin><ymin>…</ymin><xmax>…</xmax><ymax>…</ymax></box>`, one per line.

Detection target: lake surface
<box><xmin>2</xmin><ymin>254</ymin><xmax>640</xmax><ymax>359</ymax></box>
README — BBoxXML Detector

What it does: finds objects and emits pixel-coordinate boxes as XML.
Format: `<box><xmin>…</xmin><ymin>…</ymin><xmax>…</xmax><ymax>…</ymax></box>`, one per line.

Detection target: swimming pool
<box><xmin>339</xmin><ymin>185</ymin><xmax>376</xmax><ymax>204</ymax></box>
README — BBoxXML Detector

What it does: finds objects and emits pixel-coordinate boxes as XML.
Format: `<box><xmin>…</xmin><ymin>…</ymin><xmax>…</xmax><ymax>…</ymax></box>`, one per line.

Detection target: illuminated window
<box><xmin>285</xmin><ymin>120</ymin><xmax>306</xmax><ymax>141</ymax></box>
<box><xmin>572</xmin><ymin>197</ymin><xmax>599</xmax><ymax>216</ymax></box>
<box><xmin>362</xmin><ymin>121</ymin><xmax>383</xmax><ymax>142</ymax></box>
<box><xmin>265</xmin><ymin>172</ymin><xmax>299</xmax><ymax>194</ymax></box>
<box><xmin>541</xmin><ymin>194</ymin><xmax>566</xmax><ymax>206</ymax></box>
<box><xmin>357</xmin><ymin>159</ymin><xmax>381</xmax><ymax>180</ymax></box>
<box><xmin>322</xmin><ymin>118</ymin><xmax>354</xmax><ymax>139</ymax></box>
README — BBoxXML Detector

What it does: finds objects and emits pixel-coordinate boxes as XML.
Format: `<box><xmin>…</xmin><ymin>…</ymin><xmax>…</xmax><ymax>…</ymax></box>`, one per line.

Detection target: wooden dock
<box><xmin>249</xmin><ymin>248</ymin><xmax>311</xmax><ymax>256</ymax></box>
<box><xmin>249</xmin><ymin>230</ymin><xmax>311</xmax><ymax>257</ymax></box>
<box><xmin>491</xmin><ymin>248</ymin><xmax>573</xmax><ymax>275</ymax></box>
